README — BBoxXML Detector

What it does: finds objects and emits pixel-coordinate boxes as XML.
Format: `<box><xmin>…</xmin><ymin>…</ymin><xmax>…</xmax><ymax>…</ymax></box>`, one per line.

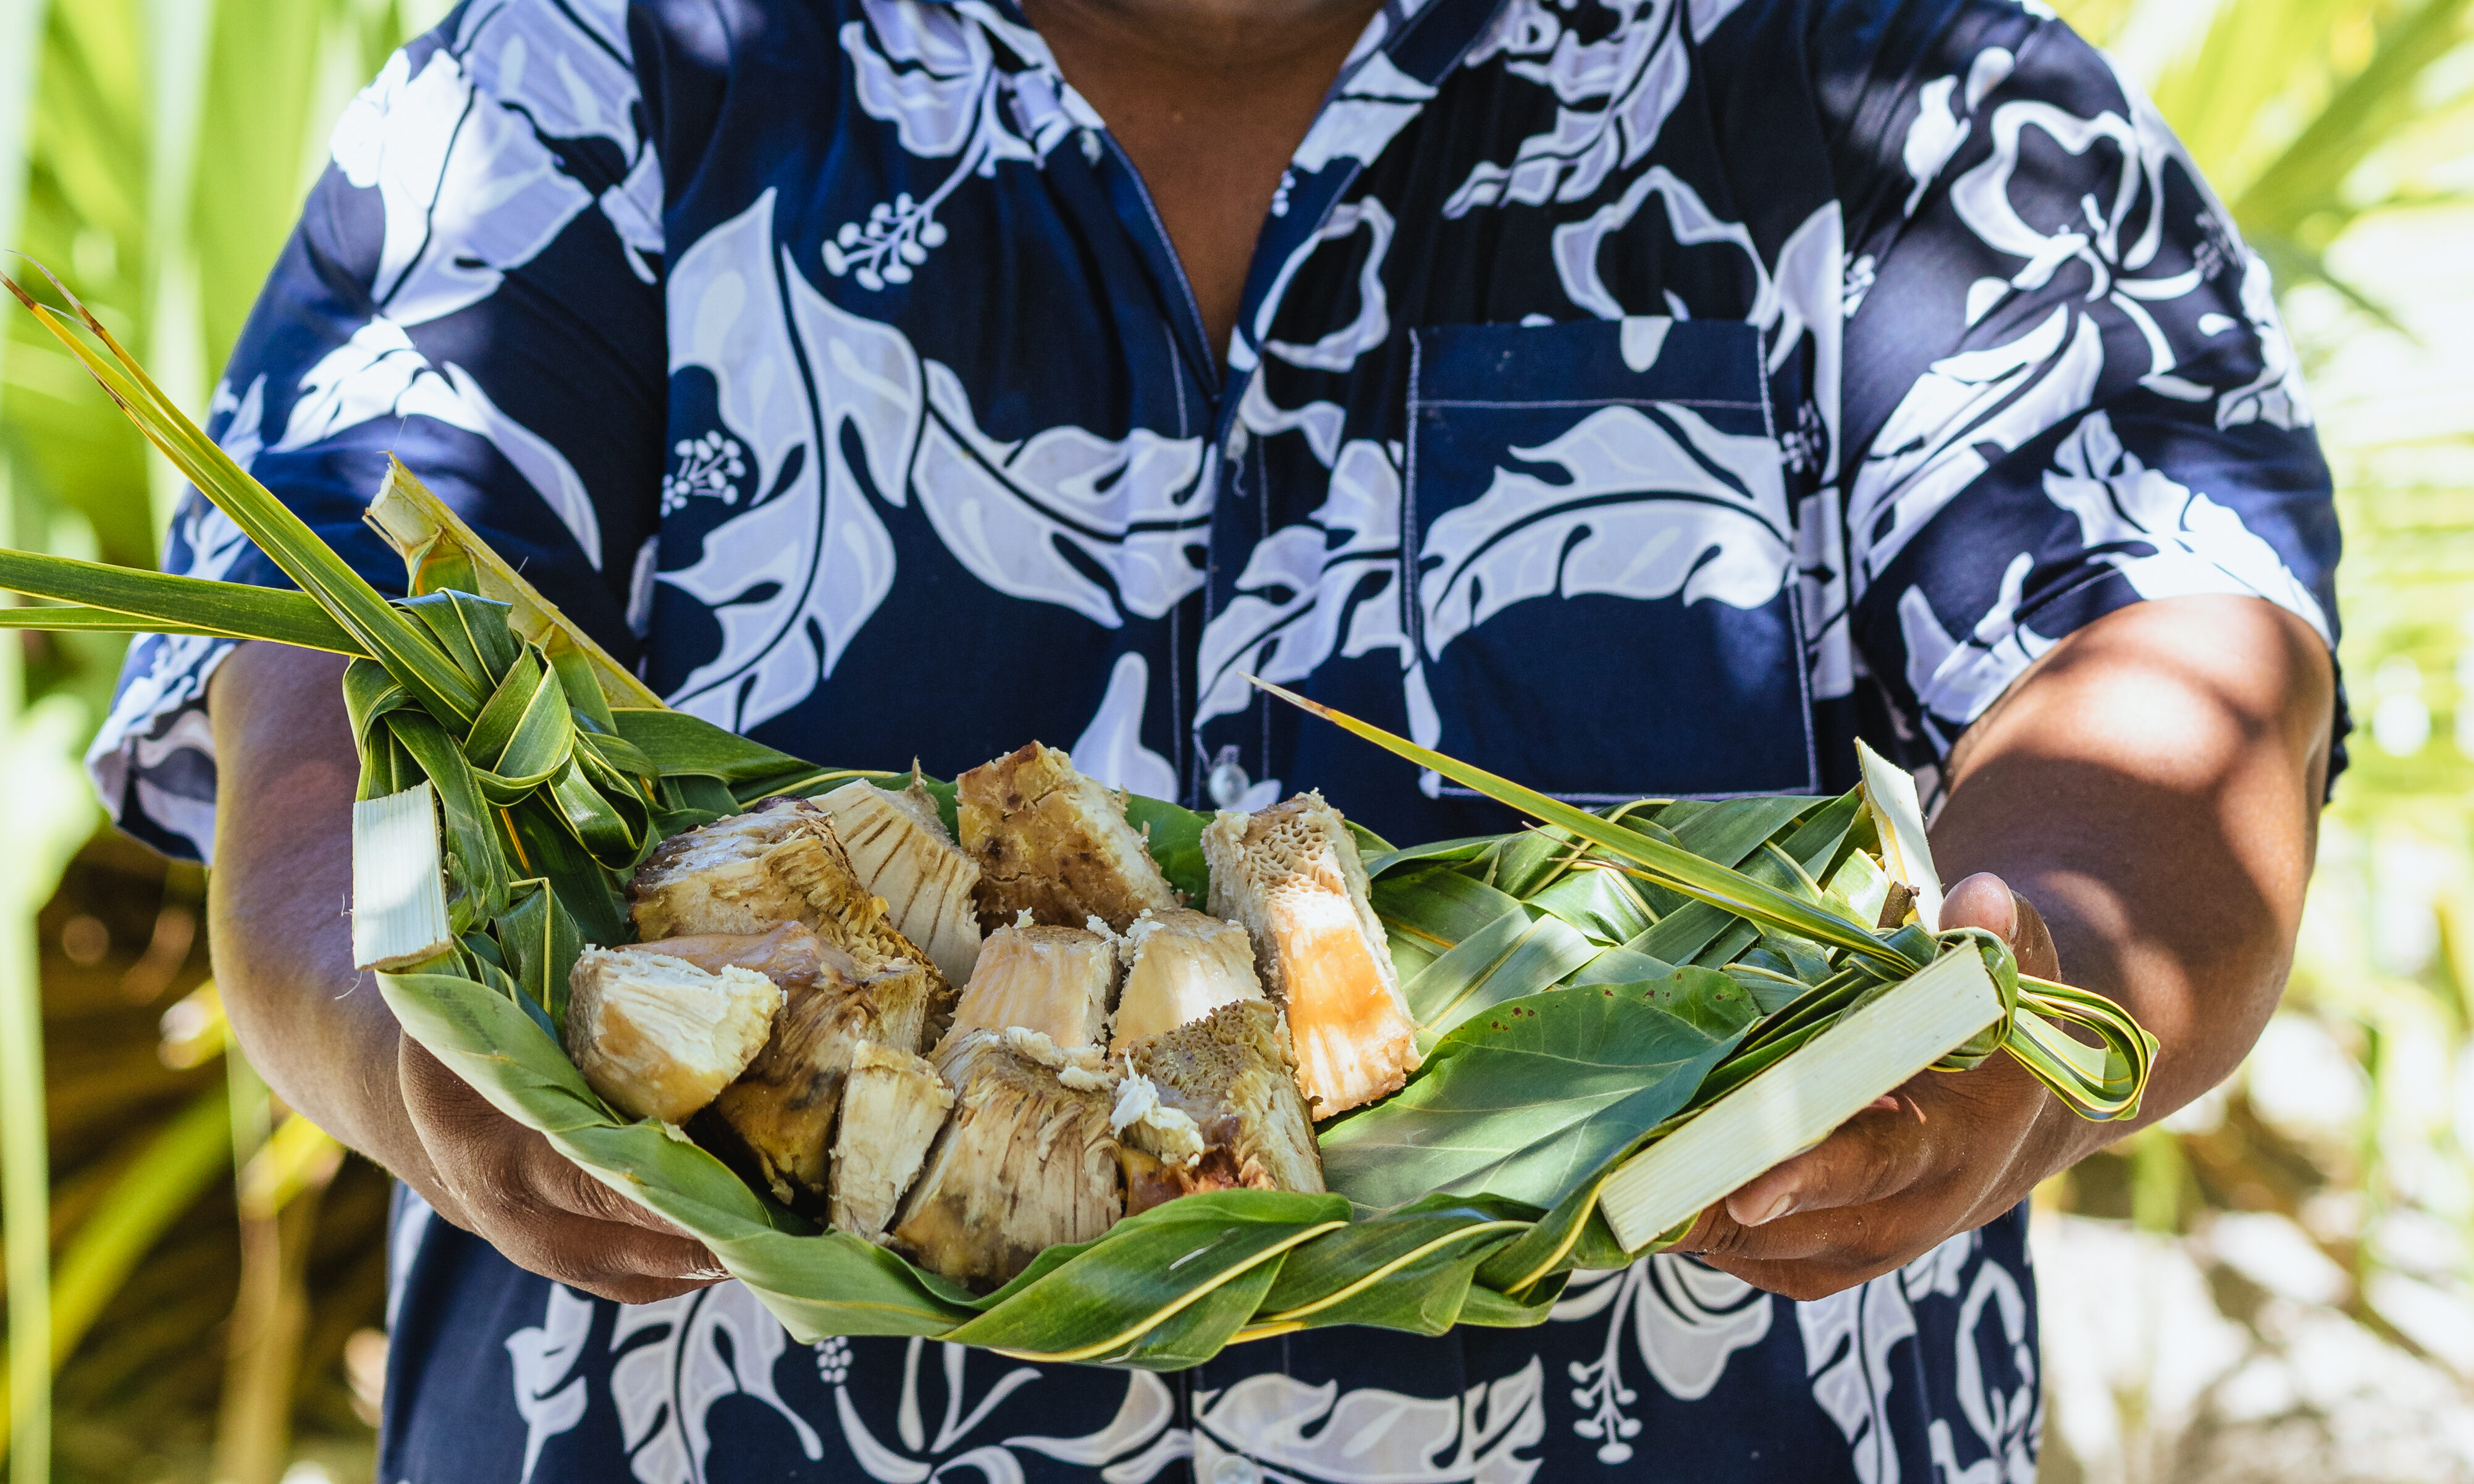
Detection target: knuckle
<box><xmin>1686</xmin><ymin>1209</ymin><xmax>1755</xmax><ymax>1258</ymax></box>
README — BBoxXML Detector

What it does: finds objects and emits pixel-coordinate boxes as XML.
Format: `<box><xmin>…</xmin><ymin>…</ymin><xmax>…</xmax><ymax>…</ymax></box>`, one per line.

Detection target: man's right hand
<box><xmin>212</xmin><ymin>640</ymin><xmax>722</xmax><ymax>1304</ymax></box>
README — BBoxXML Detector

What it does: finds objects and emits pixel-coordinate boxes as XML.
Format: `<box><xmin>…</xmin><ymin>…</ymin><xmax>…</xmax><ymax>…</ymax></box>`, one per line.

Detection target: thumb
<box><xmin>1940</xmin><ymin>871</ymin><xmax>2060</xmax><ymax>979</ymax></box>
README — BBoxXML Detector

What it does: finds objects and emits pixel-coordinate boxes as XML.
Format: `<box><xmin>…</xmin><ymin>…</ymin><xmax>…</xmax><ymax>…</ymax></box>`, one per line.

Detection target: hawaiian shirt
<box><xmin>88</xmin><ymin>0</ymin><xmax>2344</xmax><ymax>1476</ymax></box>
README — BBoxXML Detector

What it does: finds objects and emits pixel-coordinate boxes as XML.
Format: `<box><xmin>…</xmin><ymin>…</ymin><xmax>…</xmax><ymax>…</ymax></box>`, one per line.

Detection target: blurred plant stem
<box><xmin>0</xmin><ymin>641</ymin><xmax>48</xmax><ymax>1484</ymax></box>
<box><xmin>0</xmin><ymin>1089</ymin><xmax>230</xmax><ymax>1456</ymax></box>
<box><xmin>214</xmin><ymin>1114</ymin><xmax>341</xmax><ymax>1484</ymax></box>
<box><xmin>2129</xmin><ymin>1125</ymin><xmax>2187</xmax><ymax>1233</ymax></box>
<box><xmin>1</xmin><ymin>0</ymin><xmax>56</xmax><ymax>1477</ymax></box>
<box><xmin>1</xmin><ymin>0</ymin><xmax>434</xmax><ymax>1474</ymax></box>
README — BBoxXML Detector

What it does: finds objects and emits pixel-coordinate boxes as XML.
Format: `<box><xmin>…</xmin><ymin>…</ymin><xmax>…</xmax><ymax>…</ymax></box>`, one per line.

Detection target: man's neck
<box><xmin>1022</xmin><ymin>0</ymin><xmax>1386</xmax><ymax>360</ymax></box>
<box><xmin>1027</xmin><ymin>0</ymin><xmax>1383</xmax><ymax>73</ymax></box>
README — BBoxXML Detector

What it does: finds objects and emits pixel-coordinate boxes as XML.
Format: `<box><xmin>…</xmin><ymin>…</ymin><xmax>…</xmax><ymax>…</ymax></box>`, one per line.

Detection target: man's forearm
<box><xmin>1931</xmin><ymin>594</ymin><xmax>2336</xmax><ymax>1172</ymax></box>
<box><xmin>208</xmin><ymin>642</ymin><xmax>442</xmax><ymax>1190</ymax></box>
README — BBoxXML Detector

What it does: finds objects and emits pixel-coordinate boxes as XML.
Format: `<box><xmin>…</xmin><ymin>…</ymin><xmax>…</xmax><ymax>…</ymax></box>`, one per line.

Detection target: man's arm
<box><xmin>210</xmin><ymin>640</ymin><xmax>723</xmax><ymax>1303</ymax></box>
<box><xmin>1682</xmin><ymin>593</ymin><xmax>2334</xmax><ymax>1299</ymax></box>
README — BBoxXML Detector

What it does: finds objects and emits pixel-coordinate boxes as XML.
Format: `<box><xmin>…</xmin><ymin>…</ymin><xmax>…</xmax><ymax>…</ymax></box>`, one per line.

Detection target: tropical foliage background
<box><xmin>0</xmin><ymin>0</ymin><xmax>2470</xmax><ymax>1478</ymax></box>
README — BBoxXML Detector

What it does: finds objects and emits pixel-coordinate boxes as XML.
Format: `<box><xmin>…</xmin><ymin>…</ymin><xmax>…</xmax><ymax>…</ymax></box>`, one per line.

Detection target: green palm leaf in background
<box><xmin>1</xmin><ymin>2</ymin><xmax>448</xmax><ymax>1480</ymax></box>
<box><xmin>2052</xmin><ymin>0</ymin><xmax>2474</xmax><ymax>1393</ymax></box>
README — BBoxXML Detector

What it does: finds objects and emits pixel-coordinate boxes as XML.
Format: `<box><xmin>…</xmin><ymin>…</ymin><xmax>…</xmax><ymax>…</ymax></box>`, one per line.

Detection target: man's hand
<box><xmin>1677</xmin><ymin>593</ymin><xmax>2335</xmax><ymax>1300</ymax></box>
<box><xmin>1674</xmin><ymin>874</ymin><xmax>2060</xmax><ymax>1299</ymax></box>
<box><xmin>211</xmin><ymin>640</ymin><xmax>723</xmax><ymax>1304</ymax></box>
<box><xmin>397</xmin><ymin>1039</ymin><xmax>725</xmax><ymax>1302</ymax></box>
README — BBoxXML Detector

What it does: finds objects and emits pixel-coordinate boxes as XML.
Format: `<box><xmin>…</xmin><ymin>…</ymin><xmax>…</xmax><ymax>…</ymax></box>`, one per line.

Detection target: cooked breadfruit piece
<box><xmin>864</xmin><ymin>958</ymin><xmax>947</xmax><ymax>1059</ymax></box>
<box><xmin>633</xmin><ymin>920</ymin><xmax>836</xmax><ymax>993</ymax></box>
<box><xmin>565</xmin><ymin>948</ymin><xmax>782</xmax><ymax>1124</ymax></box>
<box><xmin>1119</xmin><ymin>1000</ymin><xmax>1324</xmax><ymax>1209</ymax></box>
<box><xmin>890</xmin><ymin>1028</ymin><xmax>1121</xmax><ymax>1288</ymax></box>
<box><xmin>708</xmin><ymin>966</ymin><xmax>880</xmax><ymax>1201</ymax></box>
<box><xmin>1203</xmin><ymin>792</ymin><xmax>1420</xmax><ymax>1117</ymax></box>
<box><xmin>1109</xmin><ymin>1073</ymin><xmax>1207</xmax><ymax>1168</ymax></box>
<box><xmin>630</xmin><ymin>797</ymin><xmax>919</xmax><ymax>957</ymax></box>
<box><xmin>958</xmin><ymin>743</ymin><xmax>1177</xmax><ymax>932</ymax></box>
<box><xmin>945</xmin><ymin>923</ymin><xmax>1117</xmax><ymax>1050</ymax></box>
<box><xmin>828</xmin><ymin>1041</ymin><xmax>954</xmax><ymax>1242</ymax></box>
<box><xmin>1108</xmin><ymin>909</ymin><xmax>1264</xmax><ymax>1054</ymax></box>
<box><xmin>628</xmin><ymin>797</ymin><xmax>957</xmax><ymax>1052</ymax></box>
<box><xmin>816</xmin><ymin>779</ymin><xmax>984</xmax><ymax>986</ymax></box>
<box><xmin>628</xmin><ymin>795</ymin><xmax>833</xmax><ymax>939</ymax></box>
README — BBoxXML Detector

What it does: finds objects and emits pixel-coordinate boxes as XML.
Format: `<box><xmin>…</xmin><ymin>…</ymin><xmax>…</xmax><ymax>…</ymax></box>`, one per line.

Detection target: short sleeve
<box><xmin>88</xmin><ymin>0</ymin><xmax>668</xmax><ymax>861</ymax></box>
<box><xmin>1821</xmin><ymin>2</ymin><xmax>2343</xmax><ymax>784</ymax></box>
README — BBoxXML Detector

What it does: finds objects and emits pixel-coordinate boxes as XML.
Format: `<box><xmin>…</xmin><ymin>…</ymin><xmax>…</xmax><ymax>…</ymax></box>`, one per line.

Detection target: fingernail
<box><xmin>1734</xmin><ymin>1191</ymin><xmax>1796</xmax><ymax>1227</ymax></box>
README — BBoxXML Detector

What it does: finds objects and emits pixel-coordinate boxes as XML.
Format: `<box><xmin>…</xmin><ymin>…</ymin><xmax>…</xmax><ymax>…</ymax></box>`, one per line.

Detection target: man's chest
<box><xmin>638</xmin><ymin>0</ymin><xmax>1843</xmax><ymax>841</ymax></box>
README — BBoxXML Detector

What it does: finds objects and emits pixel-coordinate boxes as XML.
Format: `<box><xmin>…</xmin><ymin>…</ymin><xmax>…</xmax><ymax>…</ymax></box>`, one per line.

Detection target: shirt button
<box><xmin>1211</xmin><ymin>1457</ymin><xmax>1261</xmax><ymax>1484</ymax></box>
<box><xmin>1224</xmin><ymin>423</ymin><xmax>1250</xmax><ymax>464</ymax></box>
<box><xmin>1207</xmin><ymin>752</ymin><xmax>1251</xmax><ymax>809</ymax></box>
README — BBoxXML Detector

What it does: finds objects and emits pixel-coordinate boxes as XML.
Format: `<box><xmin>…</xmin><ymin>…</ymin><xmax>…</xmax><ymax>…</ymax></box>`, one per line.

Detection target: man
<box><xmin>91</xmin><ymin>0</ymin><xmax>2340</xmax><ymax>1475</ymax></box>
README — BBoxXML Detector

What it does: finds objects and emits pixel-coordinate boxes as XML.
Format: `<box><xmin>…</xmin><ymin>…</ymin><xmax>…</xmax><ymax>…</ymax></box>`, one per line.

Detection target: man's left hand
<box><xmin>1672</xmin><ymin>871</ymin><xmax>2064</xmax><ymax>1301</ymax></box>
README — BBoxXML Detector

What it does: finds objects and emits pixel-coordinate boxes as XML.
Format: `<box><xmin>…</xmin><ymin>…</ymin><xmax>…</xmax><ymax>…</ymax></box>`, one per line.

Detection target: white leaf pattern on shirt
<box><xmin>607</xmin><ymin>1285</ymin><xmax>823</xmax><ymax>1484</ymax></box>
<box><xmin>1418</xmin><ymin>403</ymin><xmax>1796</xmax><ymax>655</ymax></box>
<box><xmin>664</xmin><ymin>189</ymin><xmax>1213</xmax><ymax>730</ymax></box>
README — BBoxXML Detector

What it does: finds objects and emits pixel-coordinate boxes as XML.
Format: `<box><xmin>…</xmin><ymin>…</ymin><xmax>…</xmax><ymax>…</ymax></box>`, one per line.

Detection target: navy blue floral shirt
<box><xmin>91</xmin><ymin>0</ymin><xmax>2341</xmax><ymax>1477</ymax></box>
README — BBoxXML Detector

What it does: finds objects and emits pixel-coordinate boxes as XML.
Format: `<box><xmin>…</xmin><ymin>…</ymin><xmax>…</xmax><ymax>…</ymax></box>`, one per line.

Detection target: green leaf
<box><xmin>942</xmin><ymin>1192</ymin><xmax>1347</xmax><ymax>1367</ymax></box>
<box><xmin>1318</xmin><ymin>975</ymin><xmax>1746</xmax><ymax>1216</ymax></box>
<box><xmin>1360</xmin><ymin>834</ymin><xmax>1497</xmax><ymax>878</ymax></box>
<box><xmin>1246</xmin><ymin>679</ymin><xmax>1916</xmax><ymax>973</ymax></box>
<box><xmin>1375</xmin><ymin>867</ymin><xmax>1523</xmax><ymax>956</ymax></box>
<box><xmin>1254</xmin><ymin>1197</ymin><xmax>1532</xmax><ymax>1336</ymax></box>
<box><xmin>497</xmin><ymin>883</ymin><xmax>586</xmax><ymax>1027</ymax></box>
<box><xmin>1666</xmin><ymin>795</ymin><xmax>1822</xmax><ymax>868</ymax></box>
<box><xmin>1525</xmin><ymin>865</ymin><xmax>1656</xmax><ymax>945</ymax></box>
<box><xmin>1403</xmin><ymin>908</ymin><xmax>1599</xmax><ymax>1045</ymax></box>
<box><xmin>1123</xmin><ymin>793</ymin><xmax>1210</xmax><ymax>905</ymax></box>
<box><xmin>0</xmin><ymin>548</ymin><xmax>368</xmax><ymax>654</ymax></box>
<box><xmin>608</xmin><ymin>708</ymin><xmax>890</xmax><ymax>802</ymax></box>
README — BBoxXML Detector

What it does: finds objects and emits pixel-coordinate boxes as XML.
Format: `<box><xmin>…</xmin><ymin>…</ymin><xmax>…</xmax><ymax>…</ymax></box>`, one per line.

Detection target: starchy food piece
<box><xmin>1109</xmin><ymin>1073</ymin><xmax>1207</xmax><ymax>1168</ymax></box>
<box><xmin>828</xmin><ymin>1042</ymin><xmax>955</xmax><ymax>1242</ymax></box>
<box><xmin>627</xmin><ymin>797</ymin><xmax>957</xmax><ymax>1053</ymax></box>
<box><xmin>629</xmin><ymin>797</ymin><xmax>917</xmax><ymax>958</ymax></box>
<box><xmin>890</xmin><ymin>1028</ymin><xmax>1122</xmax><ymax>1288</ymax></box>
<box><xmin>816</xmin><ymin>779</ymin><xmax>984</xmax><ymax>986</ymax></box>
<box><xmin>628</xmin><ymin>795</ymin><xmax>833</xmax><ymax>939</ymax></box>
<box><xmin>1119</xmin><ymin>1000</ymin><xmax>1324</xmax><ymax>1210</ymax></box>
<box><xmin>708</xmin><ymin>966</ymin><xmax>880</xmax><ymax>1201</ymax></box>
<box><xmin>1108</xmin><ymin>909</ymin><xmax>1263</xmax><ymax>1054</ymax></box>
<box><xmin>864</xmin><ymin>958</ymin><xmax>948</xmax><ymax>1059</ymax></box>
<box><xmin>1203</xmin><ymin>792</ymin><xmax>1420</xmax><ymax>1117</ymax></box>
<box><xmin>565</xmin><ymin>948</ymin><xmax>782</xmax><ymax>1124</ymax></box>
<box><xmin>958</xmin><ymin>743</ymin><xmax>1177</xmax><ymax>931</ymax></box>
<box><xmin>945</xmin><ymin>923</ymin><xmax>1117</xmax><ymax>1050</ymax></box>
<box><xmin>633</xmin><ymin>920</ymin><xmax>837</xmax><ymax>993</ymax></box>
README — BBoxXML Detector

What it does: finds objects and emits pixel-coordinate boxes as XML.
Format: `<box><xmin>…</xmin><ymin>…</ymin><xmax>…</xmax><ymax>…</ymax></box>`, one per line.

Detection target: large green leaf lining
<box><xmin>1319</xmin><ymin>969</ymin><xmax>1752</xmax><ymax>1217</ymax></box>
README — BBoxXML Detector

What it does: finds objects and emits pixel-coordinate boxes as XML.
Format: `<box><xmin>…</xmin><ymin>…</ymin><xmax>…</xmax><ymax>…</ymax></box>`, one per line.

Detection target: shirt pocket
<box><xmin>1405</xmin><ymin>318</ymin><xmax>1816</xmax><ymax>801</ymax></box>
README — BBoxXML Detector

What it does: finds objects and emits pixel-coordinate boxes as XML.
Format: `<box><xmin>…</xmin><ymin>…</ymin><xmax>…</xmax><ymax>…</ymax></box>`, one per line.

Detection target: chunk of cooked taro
<box><xmin>815</xmin><ymin>780</ymin><xmax>984</xmax><ymax>986</ymax></box>
<box><xmin>828</xmin><ymin>1041</ymin><xmax>954</xmax><ymax>1243</ymax></box>
<box><xmin>1202</xmin><ymin>792</ymin><xmax>1418</xmax><ymax>1117</ymax></box>
<box><xmin>1108</xmin><ymin>908</ymin><xmax>1263</xmax><ymax>1055</ymax></box>
<box><xmin>565</xmin><ymin>948</ymin><xmax>781</xmax><ymax>1125</ymax></box>
<box><xmin>888</xmin><ymin>1028</ymin><xmax>1121</xmax><ymax>1289</ymax></box>
<box><xmin>958</xmin><ymin>743</ymin><xmax>1177</xmax><ymax>933</ymax></box>
<box><xmin>1116</xmin><ymin>1000</ymin><xmax>1324</xmax><ymax>1212</ymax></box>
<box><xmin>707</xmin><ymin>965</ymin><xmax>879</xmax><ymax>1202</ymax></box>
<box><xmin>943</xmin><ymin>923</ymin><xmax>1117</xmax><ymax>1052</ymax></box>
<box><xmin>631</xmin><ymin>920</ymin><xmax>836</xmax><ymax>993</ymax></box>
